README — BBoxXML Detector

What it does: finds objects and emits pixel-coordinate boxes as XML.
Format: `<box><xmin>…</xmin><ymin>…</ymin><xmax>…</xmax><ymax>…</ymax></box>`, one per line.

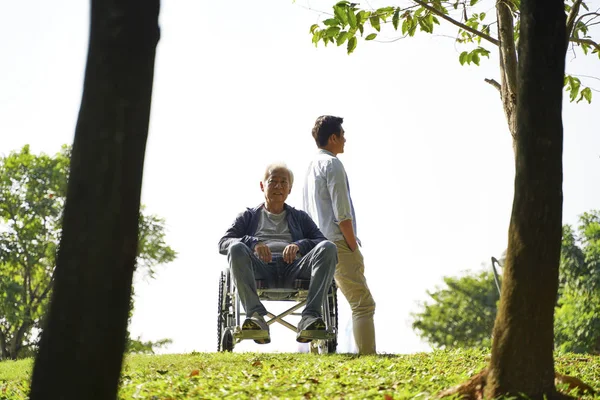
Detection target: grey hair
<box><xmin>263</xmin><ymin>162</ymin><xmax>294</xmax><ymax>186</ymax></box>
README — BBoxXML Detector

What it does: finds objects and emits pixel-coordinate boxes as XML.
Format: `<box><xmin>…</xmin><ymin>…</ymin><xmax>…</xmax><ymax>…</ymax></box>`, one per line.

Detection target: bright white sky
<box><xmin>1</xmin><ymin>0</ymin><xmax>599</xmax><ymax>354</ymax></box>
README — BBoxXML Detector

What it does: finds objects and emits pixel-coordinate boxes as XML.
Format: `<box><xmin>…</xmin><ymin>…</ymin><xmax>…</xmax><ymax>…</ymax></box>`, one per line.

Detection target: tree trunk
<box><xmin>0</xmin><ymin>329</ymin><xmax>8</xmax><ymax>360</ymax></box>
<box><xmin>29</xmin><ymin>1</ymin><xmax>160</xmax><ymax>399</ymax></box>
<box><xmin>485</xmin><ymin>0</ymin><xmax>567</xmax><ymax>398</ymax></box>
<box><xmin>9</xmin><ymin>322</ymin><xmax>28</xmax><ymax>360</ymax></box>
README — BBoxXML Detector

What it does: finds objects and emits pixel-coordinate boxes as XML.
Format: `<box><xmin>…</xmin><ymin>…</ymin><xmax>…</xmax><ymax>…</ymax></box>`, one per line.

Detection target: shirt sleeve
<box><xmin>218</xmin><ymin>211</ymin><xmax>259</xmax><ymax>255</ymax></box>
<box><xmin>326</xmin><ymin>159</ymin><xmax>353</xmax><ymax>224</ymax></box>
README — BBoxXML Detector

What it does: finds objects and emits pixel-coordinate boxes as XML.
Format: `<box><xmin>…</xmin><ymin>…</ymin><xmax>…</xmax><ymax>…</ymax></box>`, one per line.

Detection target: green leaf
<box><xmin>418</xmin><ymin>18</ymin><xmax>429</xmax><ymax>33</ymax></box>
<box><xmin>392</xmin><ymin>8</ymin><xmax>400</xmax><ymax>30</ymax></box>
<box><xmin>309</xmin><ymin>24</ymin><xmax>319</xmax><ymax>34</ymax></box>
<box><xmin>459</xmin><ymin>51</ymin><xmax>469</xmax><ymax>65</ymax></box>
<box><xmin>357</xmin><ymin>10</ymin><xmax>371</xmax><ymax>24</ymax></box>
<box><xmin>568</xmin><ymin>76</ymin><xmax>581</xmax><ymax>102</ymax></box>
<box><xmin>476</xmin><ymin>47</ymin><xmax>491</xmax><ymax>58</ymax></box>
<box><xmin>334</xmin><ymin>5</ymin><xmax>349</xmax><ymax>25</ymax></box>
<box><xmin>370</xmin><ymin>15</ymin><xmax>381</xmax><ymax>31</ymax></box>
<box><xmin>347</xmin><ymin>36</ymin><xmax>357</xmax><ymax>54</ymax></box>
<box><xmin>378</xmin><ymin>6</ymin><xmax>396</xmax><ymax>17</ymax></box>
<box><xmin>365</xmin><ymin>33</ymin><xmax>377</xmax><ymax>41</ymax></box>
<box><xmin>312</xmin><ymin>32</ymin><xmax>321</xmax><ymax>46</ymax></box>
<box><xmin>470</xmin><ymin>0</ymin><xmax>478</xmax><ymax>5</ymax></box>
<box><xmin>581</xmin><ymin>42</ymin><xmax>590</xmax><ymax>55</ymax></box>
<box><xmin>578</xmin><ymin>87</ymin><xmax>592</xmax><ymax>104</ymax></box>
<box><xmin>325</xmin><ymin>26</ymin><xmax>341</xmax><ymax>38</ymax></box>
<box><xmin>336</xmin><ymin>31</ymin><xmax>349</xmax><ymax>46</ymax></box>
<box><xmin>347</xmin><ymin>9</ymin><xmax>358</xmax><ymax>28</ymax></box>
<box><xmin>402</xmin><ymin>18</ymin><xmax>409</xmax><ymax>35</ymax></box>
<box><xmin>471</xmin><ymin>52</ymin><xmax>480</xmax><ymax>65</ymax></box>
<box><xmin>323</xmin><ymin>18</ymin><xmax>340</xmax><ymax>27</ymax></box>
<box><xmin>480</xmin><ymin>12</ymin><xmax>486</xmax><ymax>20</ymax></box>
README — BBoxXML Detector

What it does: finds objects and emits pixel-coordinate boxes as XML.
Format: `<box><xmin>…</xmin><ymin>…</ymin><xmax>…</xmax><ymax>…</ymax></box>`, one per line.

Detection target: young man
<box><xmin>303</xmin><ymin>116</ymin><xmax>376</xmax><ymax>355</ymax></box>
<box><xmin>219</xmin><ymin>163</ymin><xmax>337</xmax><ymax>344</ymax></box>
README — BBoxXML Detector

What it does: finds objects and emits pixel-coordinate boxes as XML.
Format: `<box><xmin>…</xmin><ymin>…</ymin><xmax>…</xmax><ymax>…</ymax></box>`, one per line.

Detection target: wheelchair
<box><xmin>217</xmin><ymin>267</ymin><xmax>338</xmax><ymax>354</ymax></box>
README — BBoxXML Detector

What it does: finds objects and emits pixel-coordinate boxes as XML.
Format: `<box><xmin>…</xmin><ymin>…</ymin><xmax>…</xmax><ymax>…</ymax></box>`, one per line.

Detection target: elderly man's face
<box><xmin>260</xmin><ymin>169</ymin><xmax>292</xmax><ymax>204</ymax></box>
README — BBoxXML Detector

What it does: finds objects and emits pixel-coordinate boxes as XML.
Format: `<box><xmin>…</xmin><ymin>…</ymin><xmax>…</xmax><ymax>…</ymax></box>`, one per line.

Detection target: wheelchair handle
<box><xmin>491</xmin><ymin>256</ymin><xmax>502</xmax><ymax>296</ymax></box>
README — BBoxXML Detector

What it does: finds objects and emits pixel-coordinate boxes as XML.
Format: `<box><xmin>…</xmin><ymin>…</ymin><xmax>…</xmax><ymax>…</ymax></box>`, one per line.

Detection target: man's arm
<box><xmin>218</xmin><ymin>211</ymin><xmax>259</xmax><ymax>255</ymax></box>
<box><xmin>338</xmin><ymin>219</ymin><xmax>358</xmax><ymax>252</ymax></box>
<box><xmin>326</xmin><ymin>160</ymin><xmax>357</xmax><ymax>251</ymax></box>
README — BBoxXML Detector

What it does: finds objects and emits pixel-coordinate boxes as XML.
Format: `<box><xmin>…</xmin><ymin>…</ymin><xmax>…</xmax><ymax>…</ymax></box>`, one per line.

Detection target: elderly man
<box><xmin>218</xmin><ymin>163</ymin><xmax>337</xmax><ymax>344</ymax></box>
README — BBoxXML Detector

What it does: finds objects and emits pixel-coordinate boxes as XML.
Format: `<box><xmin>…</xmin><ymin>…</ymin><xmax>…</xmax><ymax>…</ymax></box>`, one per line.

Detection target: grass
<box><xmin>1</xmin><ymin>349</ymin><xmax>599</xmax><ymax>399</ymax></box>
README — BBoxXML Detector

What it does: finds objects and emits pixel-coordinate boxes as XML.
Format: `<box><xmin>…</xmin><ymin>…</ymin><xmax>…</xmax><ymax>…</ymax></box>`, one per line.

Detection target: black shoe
<box><xmin>296</xmin><ymin>316</ymin><xmax>326</xmax><ymax>343</ymax></box>
<box><xmin>242</xmin><ymin>313</ymin><xmax>271</xmax><ymax>344</ymax></box>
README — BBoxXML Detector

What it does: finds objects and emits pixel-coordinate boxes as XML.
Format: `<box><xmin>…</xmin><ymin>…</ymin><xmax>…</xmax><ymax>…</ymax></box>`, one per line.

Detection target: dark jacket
<box><xmin>218</xmin><ymin>203</ymin><xmax>326</xmax><ymax>256</ymax></box>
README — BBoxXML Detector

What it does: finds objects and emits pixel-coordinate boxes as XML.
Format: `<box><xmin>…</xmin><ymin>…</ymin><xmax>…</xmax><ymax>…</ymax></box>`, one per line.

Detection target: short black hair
<box><xmin>312</xmin><ymin>115</ymin><xmax>344</xmax><ymax>147</ymax></box>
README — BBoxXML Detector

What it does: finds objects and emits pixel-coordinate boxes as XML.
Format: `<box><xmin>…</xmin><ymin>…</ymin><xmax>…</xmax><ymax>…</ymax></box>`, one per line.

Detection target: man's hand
<box><xmin>346</xmin><ymin>241</ymin><xmax>359</xmax><ymax>252</ymax></box>
<box><xmin>254</xmin><ymin>242</ymin><xmax>272</xmax><ymax>262</ymax></box>
<box><xmin>283</xmin><ymin>244</ymin><xmax>300</xmax><ymax>264</ymax></box>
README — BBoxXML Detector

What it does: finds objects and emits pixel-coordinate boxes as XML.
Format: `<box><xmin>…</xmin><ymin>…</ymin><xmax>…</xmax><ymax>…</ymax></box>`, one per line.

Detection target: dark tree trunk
<box><xmin>485</xmin><ymin>0</ymin><xmax>567</xmax><ymax>398</ymax></box>
<box><xmin>0</xmin><ymin>330</ymin><xmax>8</xmax><ymax>360</ymax></box>
<box><xmin>9</xmin><ymin>322</ymin><xmax>28</xmax><ymax>360</ymax></box>
<box><xmin>29</xmin><ymin>1</ymin><xmax>160</xmax><ymax>399</ymax></box>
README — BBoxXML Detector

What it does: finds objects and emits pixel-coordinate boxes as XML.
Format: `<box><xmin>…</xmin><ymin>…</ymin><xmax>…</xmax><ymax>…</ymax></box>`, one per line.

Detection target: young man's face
<box><xmin>260</xmin><ymin>169</ymin><xmax>292</xmax><ymax>205</ymax></box>
<box><xmin>330</xmin><ymin>128</ymin><xmax>346</xmax><ymax>154</ymax></box>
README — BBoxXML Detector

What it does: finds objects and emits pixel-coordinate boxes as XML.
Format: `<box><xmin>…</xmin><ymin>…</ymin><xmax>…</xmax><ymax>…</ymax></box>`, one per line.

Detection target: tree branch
<box><xmin>496</xmin><ymin>0</ymin><xmax>518</xmax><ymax>96</ymax></box>
<box><xmin>411</xmin><ymin>0</ymin><xmax>500</xmax><ymax>46</ymax></box>
<box><xmin>485</xmin><ymin>78</ymin><xmax>501</xmax><ymax>92</ymax></box>
<box><xmin>566</xmin><ymin>0</ymin><xmax>584</xmax><ymax>47</ymax></box>
<box><xmin>570</xmin><ymin>37</ymin><xmax>600</xmax><ymax>52</ymax></box>
<box><xmin>575</xmin><ymin>11</ymin><xmax>600</xmax><ymax>26</ymax></box>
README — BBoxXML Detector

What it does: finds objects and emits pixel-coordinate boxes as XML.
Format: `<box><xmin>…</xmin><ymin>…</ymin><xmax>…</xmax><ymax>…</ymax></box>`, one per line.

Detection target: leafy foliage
<box><xmin>309</xmin><ymin>0</ymin><xmax>598</xmax><ymax>103</ymax></box>
<box><xmin>555</xmin><ymin>211</ymin><xmax>600</xmax><ymax>354</ymax></box>
<box><xmin>411</xmin><ymin>211</ymin><xmax>600</xmax><ymax>354</ymax></box>
<box><xmin>0</xmin><ymin>145</ymin><xmax>69</xmax><ymax>360</ymax></box>
<box><xmin>126</xmin><ymin>336</ymin><xmax>173</xmax><ymax>355</ymax></box>
<box><xmin>0</xmin><ymin>146</ymin><xmax>177</xmax><ymax>360</ymax></box>
<box><xmin>1</xmin><ymin>350</ymin><xmax>599</xmax><ymax>399</ymax></box>
<box><xmin>412</xmin><ymin>271</ymin><xmax>499</xmax><ymax>348</ymax></box>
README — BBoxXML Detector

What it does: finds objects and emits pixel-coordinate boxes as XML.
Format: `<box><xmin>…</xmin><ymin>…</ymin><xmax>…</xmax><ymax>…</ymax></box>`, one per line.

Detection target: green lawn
<box><xmin>1</xmin><ymin>349</ymin><xmax>599</xmax><ymax>399</ymax></box>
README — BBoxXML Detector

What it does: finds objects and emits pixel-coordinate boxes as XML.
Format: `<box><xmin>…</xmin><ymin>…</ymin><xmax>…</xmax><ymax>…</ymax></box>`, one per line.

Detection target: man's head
<box><xmin>312</xmin><ymin>115</ymin><xmax>345</xmax><ymax>155</ymax></box>
<box><xmin>260</xmin><ymin>162</ymin><xmax>294</xmax><ymax>207</ymax></box>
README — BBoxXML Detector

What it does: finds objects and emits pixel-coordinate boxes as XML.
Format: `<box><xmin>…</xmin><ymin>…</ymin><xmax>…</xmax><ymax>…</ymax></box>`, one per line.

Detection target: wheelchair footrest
<box><xmin>234</xmin><ymin>327</ymin><xmax>270</xmax><ymax>341</ymax></box>
<box><xmin>298</xmin><ymin>330</ymin><xmax>335</xmax><ymax>340</ymax></box>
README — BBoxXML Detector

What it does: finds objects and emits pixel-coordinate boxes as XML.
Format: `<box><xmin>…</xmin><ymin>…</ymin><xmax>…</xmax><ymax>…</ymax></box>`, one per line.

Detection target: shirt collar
<box><xmin>318</xmin><ymin>149</ymin><xmax>336</xmax><ymax>157</ymax></box>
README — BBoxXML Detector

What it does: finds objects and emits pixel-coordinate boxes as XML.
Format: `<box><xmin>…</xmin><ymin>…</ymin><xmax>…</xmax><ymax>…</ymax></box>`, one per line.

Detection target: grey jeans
<box><xmin>227</xmin><ymin>241</ymin><xmax>337</xmax><ymax>318</ymax></box>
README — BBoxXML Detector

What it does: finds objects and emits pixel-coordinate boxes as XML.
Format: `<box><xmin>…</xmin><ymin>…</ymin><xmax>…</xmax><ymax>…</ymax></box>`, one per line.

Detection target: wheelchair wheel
<box><xmin>326</xmin><ymin>282</ymin><xmax>338</xmax><ymax>353</ymax></box>
<box><xmin>221</xmin><ymin>328</ymin><xmax>234</xmax><ymax>352</ymax></box>
<box><xmin>217</xmin><ymin>271</ymin><xmax>234</xmax><ymax>352</ymax></box>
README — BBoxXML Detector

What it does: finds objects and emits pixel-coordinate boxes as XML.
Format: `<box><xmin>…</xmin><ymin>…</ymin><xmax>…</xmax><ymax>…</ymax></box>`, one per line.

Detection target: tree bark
<box><xmin>0</xmin><ymin>329</ymin><xmax>8</xmax><ymax>360</ymax></box>
<box><xmin>496</xmin><ymin>0</ymin><xmax>518</xmax><ymax>143</ymax></box>
<box><xmin>29</xmin><ymin>0</ymin><xmax>160</xmax><ymax>399</ymax></box>
<box><xmin>9</xmin><ymin>322</ymin><xmax>28</xmax><ymax>360</ymax></box>
<box><xmin>485</xmin><ymin>0</ymin><xmax>567</xmax><ymax>398</ymax></box>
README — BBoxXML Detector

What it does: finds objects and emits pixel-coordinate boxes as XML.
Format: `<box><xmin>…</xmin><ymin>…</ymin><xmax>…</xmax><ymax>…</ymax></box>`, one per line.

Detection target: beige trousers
<box><xmin>334</xmin><ymin>240</ymin><xmax>376</xmax><ymax>354</ymax></box>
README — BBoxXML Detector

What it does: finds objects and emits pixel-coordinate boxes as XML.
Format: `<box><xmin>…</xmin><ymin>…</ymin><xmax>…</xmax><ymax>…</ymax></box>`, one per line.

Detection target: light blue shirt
<box><xmin>302</xmin><ymin>149</ymin><xmax>359</xmax><ymax>243</ymax></box>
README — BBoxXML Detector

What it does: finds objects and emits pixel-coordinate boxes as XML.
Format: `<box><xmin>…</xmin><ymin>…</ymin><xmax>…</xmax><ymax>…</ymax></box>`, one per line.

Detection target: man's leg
<box><xmin>334</xmin><ymin>240</ymin><xmax>376</xmax><ymax>355</ymax></box>
<box><xmin>227</xmin><ymin>242</ymin><xmax>271</xmax><ymax>317</ymax></box>
<box><xmin>288</xmin><ymin>240</ymin><xmax>337</xmax><ymax>318</ymax></box>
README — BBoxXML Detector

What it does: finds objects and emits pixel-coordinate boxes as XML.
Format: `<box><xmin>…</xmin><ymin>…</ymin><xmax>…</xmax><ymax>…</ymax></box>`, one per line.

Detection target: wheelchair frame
<box><xmin>217</xmin><ymin>268</ymin><xmax>338</xmax><ymax>354</ymax></box>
